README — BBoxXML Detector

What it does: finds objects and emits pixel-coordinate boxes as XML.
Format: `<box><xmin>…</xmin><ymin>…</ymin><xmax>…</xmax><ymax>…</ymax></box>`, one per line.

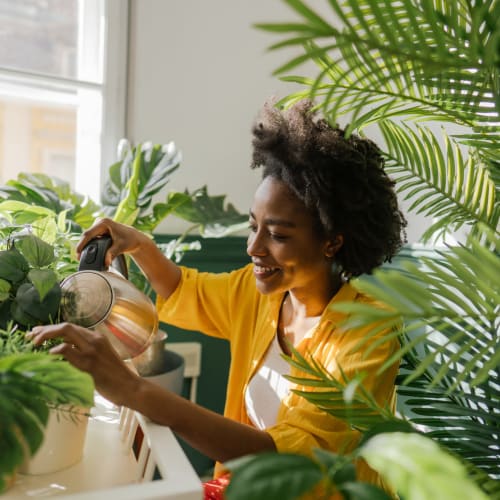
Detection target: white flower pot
<box><xmin>20</xmin><ymin>406</ymin><xmax>90</xmax><ymax>475</ymax></box>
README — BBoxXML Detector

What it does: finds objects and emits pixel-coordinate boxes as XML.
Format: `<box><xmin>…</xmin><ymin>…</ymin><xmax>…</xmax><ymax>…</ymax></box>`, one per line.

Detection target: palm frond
<box><xmin>380</xmin><ymin>120</ymin><xmax>499</xmax><ymax>243</ymax></box>
<box><xmin>332</xmin><ymin>237</ymin><xmax>499</xmax><ymax>392</ymax></box>
<box><xmin>283</xmin><ymin>345</ymin><xmax>403</xmax><ymax>430</ymax></box>
<box><xmin>398</xmin><ymin>354</ymin><xmax>499</xmax><ymax>480</ymax></box>
<box><xmin>256</xmin><ymin>0</ymin><xmax>500</xmax><ymax>133</ymax></box>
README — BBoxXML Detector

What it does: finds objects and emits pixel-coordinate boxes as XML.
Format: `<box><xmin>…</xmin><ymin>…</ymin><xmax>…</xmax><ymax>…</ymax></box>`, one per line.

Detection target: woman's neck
<box><xmin>277</xmin><ymin>273</ymin><xmax>342</xmax><ymax>352</ymax></box>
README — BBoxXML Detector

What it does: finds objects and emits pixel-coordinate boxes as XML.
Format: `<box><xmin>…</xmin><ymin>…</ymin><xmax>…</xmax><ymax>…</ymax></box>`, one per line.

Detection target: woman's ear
<box><xmin>324</xmin><ymin>235</ymin><xmax>344</xmax><ymax>259</ymax></box>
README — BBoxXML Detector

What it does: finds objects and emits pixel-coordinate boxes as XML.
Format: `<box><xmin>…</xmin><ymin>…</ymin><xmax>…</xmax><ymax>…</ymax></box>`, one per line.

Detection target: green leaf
<box><xmin>0</xmin><ymin>353</ymin><xmax>95</xmax><ymax>407</ymax></box>
<box><xmin>357</xmin><ymin>421</ymin><xmax>417</xmax><ymax>448</ymax></box>
<box><xmin>360</xmin><ymin>432</ymin><xmax>489</xmax><ymax>500</ymax></box>
<box><xmin>30</xmin><ymin>215</ymin><xmax>59</xmax><ymax>244</ymax></box>
<box><xmin>0</xmin><ymin>249</ymin><xmax>30</xmax><ymax>283</ymax></box>
<box><xmin>0</xmin><ymin>279</ymin><xmax>10</xmax><ymax>302</ymax></box>
<box><xmin>313</xmin><ymin>449</ymin><xmax>356</xmax><ymax>485</ymax></box>
<box><xmin>15</xmin><ymin>234</ymin><xmax>56</xmax><ymax>267</ymax></box>
<box><xmin>14</xmin><ymin>282</ymin><xmax>61</xmax><ymax>324</ymax></box>
<box><xmin>27</xmin><ymin>269</ymin><xmax>59</xmax><ymax>301</ymax></box>
<box><xmin>0</xmin><ymin>200</ymin><xmax>55</xmax><ymax>219</ymax></box>
<box><xmin>225</xmin><ymin>452</ymin><xmax>323</xmax><ymax>500</ymax></box>
<box><xmin>339</xmin><ymin>482</ymin><xmax>393</xmax><ymax>500</ymax></box>
<box><xmin>0</xmin><ymin>353</ymin><xmax>94</xmax><ymax>488</ymax></box>
<box><xmin>171</xmin><ymin>186</ymin><xmax>247</xmax><ymax>234</ymax></box>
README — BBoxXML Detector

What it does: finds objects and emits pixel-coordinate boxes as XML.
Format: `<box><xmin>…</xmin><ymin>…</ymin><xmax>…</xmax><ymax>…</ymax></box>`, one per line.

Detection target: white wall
<box><xmin>126</xmin><ymin>0</ymin><xmax>428</xmax><ymax>242</ymax></box>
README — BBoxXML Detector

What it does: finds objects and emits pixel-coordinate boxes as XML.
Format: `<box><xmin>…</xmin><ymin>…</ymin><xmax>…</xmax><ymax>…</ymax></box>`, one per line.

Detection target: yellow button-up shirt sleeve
<box><xmin>157</xmin><ymin>263</ymin><xmax>399</xmax><ymax>490</ymax></box>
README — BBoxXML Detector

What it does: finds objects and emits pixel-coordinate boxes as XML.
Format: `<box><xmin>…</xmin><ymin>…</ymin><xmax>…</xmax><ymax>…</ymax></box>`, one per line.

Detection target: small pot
<box><xmin>131</xmin><ymin>330</ymin><xmax>168</xmax><ymax>376</ymax></box>
<box><xmin>143</xmin><ymin>350</ymin><xmax>185</xmax><ymax>395</ymax></box>
<box><xmin>20</xmin><ymin>406</ymin><xmax>90</xmax><ymax>475</ymax></box>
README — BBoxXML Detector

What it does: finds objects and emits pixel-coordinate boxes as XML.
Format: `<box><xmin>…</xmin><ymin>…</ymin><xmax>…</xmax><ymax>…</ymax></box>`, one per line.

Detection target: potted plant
<box><xmin>0</xmin><ymin>349</ymin><xmax>95</xmax><ymax>490</ymax></box>
<box><xmin>0</xmin><ymin>231</ymin><xmax>94</xmax><ymax>492</ymax></box>
<box><xmin>223</xmin><ymin>1</ymin><xmax>499</xmax><ymax>499</ymax></box>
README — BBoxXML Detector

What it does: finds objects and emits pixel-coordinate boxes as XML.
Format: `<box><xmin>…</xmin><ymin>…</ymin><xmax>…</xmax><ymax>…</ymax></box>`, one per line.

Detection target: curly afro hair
<box><xmin>251</xmin><ymin>98</ymin><xmax>407</xmax><ymax>277</ymax></box>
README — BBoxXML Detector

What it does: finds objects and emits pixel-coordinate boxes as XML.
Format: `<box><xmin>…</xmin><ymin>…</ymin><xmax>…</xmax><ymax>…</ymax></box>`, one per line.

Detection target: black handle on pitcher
<box><xmin>78</xmin><ymin>235</ymin><xmax>129</xmax><ymax>279</ymax></box>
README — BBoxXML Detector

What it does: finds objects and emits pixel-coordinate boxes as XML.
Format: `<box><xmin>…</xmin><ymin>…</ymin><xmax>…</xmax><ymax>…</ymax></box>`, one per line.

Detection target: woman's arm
<box><xmin>77</xmin><ymin>218</ymin><xmax>181</xmax><ymax>300</ymax></box>
<box><xmin>28</xmin><ymin>323</ymin><xmax>276</xmax><ymax>463</ymax></box>
<box><xmin>133</xmin><ymin>378</ymin><xmax>276</xmax><ymax>462</ymax></box>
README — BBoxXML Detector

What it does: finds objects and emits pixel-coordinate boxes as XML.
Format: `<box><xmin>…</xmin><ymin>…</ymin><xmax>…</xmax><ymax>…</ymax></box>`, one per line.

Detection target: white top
<box><xmin>245</xmin><ymin>334</ymin><xmax>291</xmax><ymax>430</ymax></box>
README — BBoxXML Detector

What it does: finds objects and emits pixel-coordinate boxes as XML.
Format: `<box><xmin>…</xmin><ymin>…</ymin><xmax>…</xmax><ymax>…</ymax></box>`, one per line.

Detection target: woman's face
<box><xmin>247</xmin><ymin>176</ymin><xmax>339</xmax><ymax>296</ymax></box>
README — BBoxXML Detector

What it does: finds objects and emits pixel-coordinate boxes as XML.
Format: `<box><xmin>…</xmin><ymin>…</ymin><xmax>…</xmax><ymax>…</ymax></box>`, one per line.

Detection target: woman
<box><xmin>30</xmin><ymin>99</ymin><xmax>407</xmax><ymax>496</ymax></box>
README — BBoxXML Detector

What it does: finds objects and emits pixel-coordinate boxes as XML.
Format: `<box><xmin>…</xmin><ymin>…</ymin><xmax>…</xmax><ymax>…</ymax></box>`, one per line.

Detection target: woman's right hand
<box><xmin>77</xmin><ymin>218</ymin><xmax>150</xmax><ymax>268</ymax></box>
<box><xmin>28</xmin><ymin>323</ymin><xmax>142</xmax><ymax>407</ymax></box>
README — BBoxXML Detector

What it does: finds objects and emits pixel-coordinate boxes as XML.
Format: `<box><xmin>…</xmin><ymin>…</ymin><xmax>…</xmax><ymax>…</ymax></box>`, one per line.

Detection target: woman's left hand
<box><xmin>28</xmin><ymin>322</ymin><xmax>141</xmax><ymax>407</ymax></box>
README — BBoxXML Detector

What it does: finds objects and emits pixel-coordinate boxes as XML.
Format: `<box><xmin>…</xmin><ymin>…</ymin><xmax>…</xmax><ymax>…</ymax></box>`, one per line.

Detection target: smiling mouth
<box><xmin>253</xmin><ymin>265</ymin><xmax>280</xmax><ymax>278</ymax></box>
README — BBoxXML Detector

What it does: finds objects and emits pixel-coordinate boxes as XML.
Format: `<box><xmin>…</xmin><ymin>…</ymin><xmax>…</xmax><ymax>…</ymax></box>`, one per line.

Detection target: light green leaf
<box><xmin>27</xmin><ymin>269</ymin><xmax>59</xmax><ymax>301</ymax></box>
<box><xmin>15</xmin><ymin>234</ymin><xmax>55</xmax><ymax>268</ymax></box>
<box><xmin>0</xmin><ymin>279</ymin><xmax>10</xmax><ymax>302</ymax></box>
<box><xmin>360</xmin><ymin>433</ymin><xmax>489</xmax><ymax>500</ymax></box>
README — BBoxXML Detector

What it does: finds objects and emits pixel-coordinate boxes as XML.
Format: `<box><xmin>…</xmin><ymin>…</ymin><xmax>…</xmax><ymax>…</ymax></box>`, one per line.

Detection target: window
<box><xmin>0</xmin><ymin>0</ymin><xmax>128</xmax><ymax>202</ymax></box>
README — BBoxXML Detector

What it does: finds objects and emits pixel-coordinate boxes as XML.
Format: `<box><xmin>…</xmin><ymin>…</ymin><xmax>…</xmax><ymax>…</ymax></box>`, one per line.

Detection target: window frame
<box><xmin>0</xmin><ymin>0</ymin><xmax>129</xmax><ymax>203</ymax></box>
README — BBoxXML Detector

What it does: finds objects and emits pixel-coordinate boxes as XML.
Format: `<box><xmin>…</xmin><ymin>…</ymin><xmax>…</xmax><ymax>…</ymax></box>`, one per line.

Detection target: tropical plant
<box><xmin>100</xmin><ymin>139</ymin><xmax>247</xmax><ymax>293</ymax></box>
<box><xmin>225</xmin><ymin>0</ymin><xmax>499</xmax><ymax>498</ymax></box>
<box><xmin>0</xmin><ymin>139</ymin><xmax>248</xmax><ymax>294</ymax></box>
<box><xmin>0</xmin><ymin>234</ymin><xmax>63</xmax><ymax>330</ymax></box>
<box><xmin>103</xmin><ymin>139</ymin><xmax>247</xmax><ymax>240</ymax></box>
<box><xmin>0</xmin><ymin>350</ymin><xmax>94</xmax><ymax>493</ymax></box>
<box><xmin>0</xmin><ymin>220</ymin><xmax>94</xmax><ymax>494</ymax></box>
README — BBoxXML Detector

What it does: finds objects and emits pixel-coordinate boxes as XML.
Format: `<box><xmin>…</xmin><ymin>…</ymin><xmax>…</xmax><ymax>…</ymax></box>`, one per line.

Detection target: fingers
<box><xmin>49</xmin><ymin>341</ymin><xmax>92</xmax><ymax>372</ymax></box>
<box><xmin>28</xmin><ymin>322</ymin><xmax>139</xmax><ymax>407</ymax></box>
<box><xmin>27</xmin><ymin>323</ymin><xmax>100</xmax><ymax>375</ymax></box>
<box><xmin>76</xmin><ymin>218</ymin><xmax>139</xmax><ymax>267</ymax></box>
<box><xmin>29</xmin><ymin>322</ymin><xmax>90</xmax><ymax>350</ymax></box>
<box><xmin>76</xmin><ymin>217</ymin><xmax>114</xmax><ymax>259</ymax></box>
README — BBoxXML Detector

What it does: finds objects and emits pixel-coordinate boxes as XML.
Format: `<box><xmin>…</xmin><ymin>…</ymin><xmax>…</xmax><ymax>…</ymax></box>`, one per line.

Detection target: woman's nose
<box><xmin>247</xmin><ymin>231</ymin><xmax>266</xmax><ymax>257</ymax></box>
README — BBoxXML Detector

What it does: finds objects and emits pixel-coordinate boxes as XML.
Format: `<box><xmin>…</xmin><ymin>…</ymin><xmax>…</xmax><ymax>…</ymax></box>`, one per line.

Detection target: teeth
<box><xmin>254</xmin><ymin>265</ymin><xmax>277</xmax><ymax>273</ymax></box>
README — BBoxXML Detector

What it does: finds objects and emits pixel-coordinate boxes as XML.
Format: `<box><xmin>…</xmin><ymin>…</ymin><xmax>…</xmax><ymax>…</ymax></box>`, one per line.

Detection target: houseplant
<box><xmin>99</xmin><ymin>138</ymin><xmax>247</xmax><ymax>378</ymax></box>
<box><xmin>0</xmin><ymin>350</ymin><xmax>95</xmax><ymax>490</ymax></box>
<box><xmin>100</xmin><ymin>138</ymin><xmax>248</xmax><ymax>293</ymax></box>
<box><xmin>0</xmin><ymin>139</ymin><xmax>248</xmax><ymax>293</ymax></box>
<box><xmin>0</xmin><ymin>209</ymin><xmax>95</xmax><ymax>493</ymax></box>
<box><xmin>0</xmin><ymin>137</ymin><xmax>247</xmax><ymax>492</ymax></box>
<box><xmin>224</xmin><ymin>1</ymin><xmax>499</xmax><ymax>499</ymax></box>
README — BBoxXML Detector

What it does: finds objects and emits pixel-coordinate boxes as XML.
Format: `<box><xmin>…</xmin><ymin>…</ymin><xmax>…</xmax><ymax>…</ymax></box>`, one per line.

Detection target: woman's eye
<box><xmin>248</xmin><ymin>223</ymin><xmax>257</xmax><ymax>232</ymax></box>
<box><xmin>270</xmin><ymin>232</ymin><xmax>288</xmax><ymax>241</ymax></box>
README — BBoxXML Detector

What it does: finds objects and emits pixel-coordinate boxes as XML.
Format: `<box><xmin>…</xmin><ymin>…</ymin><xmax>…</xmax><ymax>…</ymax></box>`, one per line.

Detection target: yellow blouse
<box><xmin>156</xmin><ymin>263</ymin><xmax>400</xmax><ymax>489</ymax></box>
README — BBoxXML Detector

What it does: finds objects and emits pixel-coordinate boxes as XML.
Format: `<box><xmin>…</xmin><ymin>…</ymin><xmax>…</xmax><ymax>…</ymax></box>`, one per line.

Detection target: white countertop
<box><xmin>6</xmin><ymin>395</ymin><xmax>202</xmax><ymax>500</ymax></box>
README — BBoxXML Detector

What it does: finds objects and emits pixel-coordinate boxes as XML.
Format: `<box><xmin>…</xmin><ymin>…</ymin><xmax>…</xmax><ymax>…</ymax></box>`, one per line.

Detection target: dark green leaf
<box><xmin>27</xmin><ymin>269</ymin><xmax>59</xmax><ymax>301</ymax></box>
<box><xmin>225</xmin><ymin>452</ymin><xmax>323</xmax><ymax>500</ymax></box>
<box><xmin>14</xmin><ymin>282</ymin><xmax>61</xmax><ymax>324</ymax></box>
<box><xmin>0</xmin><ymin>249</ymin><xmax>29</xmax><ymax>283</ymax></box>
<box><xmin>339</xmin><ymin>482</ymin><xmax>393</xmax><ymax>500</ymax></box>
